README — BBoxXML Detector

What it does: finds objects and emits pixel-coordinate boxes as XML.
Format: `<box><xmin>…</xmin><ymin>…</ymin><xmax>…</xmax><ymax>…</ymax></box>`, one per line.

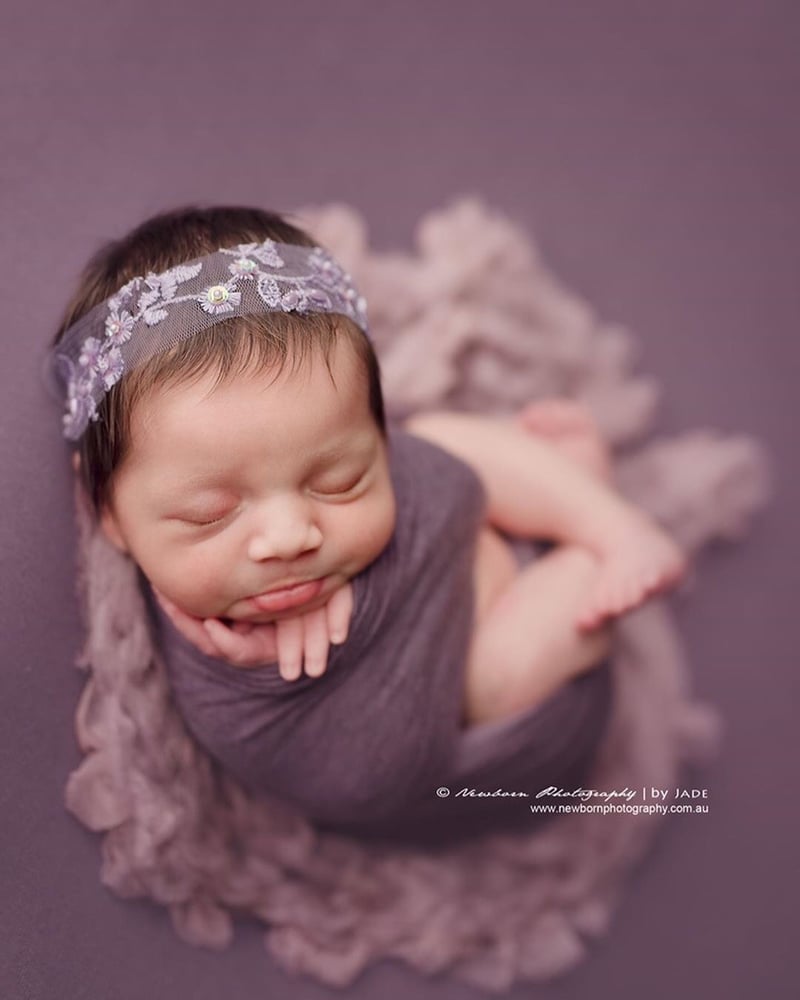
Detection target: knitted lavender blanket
<box><xmin>65</xmin><ymin>198</ymin><xmax>771</xmax><ymax>993</ymax></box>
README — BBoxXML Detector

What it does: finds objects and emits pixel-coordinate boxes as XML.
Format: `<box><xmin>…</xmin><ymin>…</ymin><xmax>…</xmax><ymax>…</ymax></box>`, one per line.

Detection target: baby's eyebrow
<box><xmin>310</xmin><ymin>437</ymin><xmax>371</xmax><ymax>466</ymax></box>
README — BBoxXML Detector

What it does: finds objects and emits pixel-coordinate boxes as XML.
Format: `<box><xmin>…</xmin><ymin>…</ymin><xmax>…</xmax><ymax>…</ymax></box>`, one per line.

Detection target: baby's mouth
<box><xmin>248</xmin><ymin>577</ymin><xmax>326</xmax><ymax>613</ymax></box>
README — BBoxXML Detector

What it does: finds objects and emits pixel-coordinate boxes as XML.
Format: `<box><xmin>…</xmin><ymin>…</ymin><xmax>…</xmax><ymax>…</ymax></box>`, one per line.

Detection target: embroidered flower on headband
<box><xmin>199</xmin><ymin>282</ymin><xmax>243</xmax><ymax>315</ymax></box>
<box><xmin>52</xmin><ymin>239</ymin><xmax>369</xmax><ymax>440</ymax></box>
<box><xmin>104</xmin><ymin>310</ymin><xmax>136</xmax><ymax>347</ymax></box>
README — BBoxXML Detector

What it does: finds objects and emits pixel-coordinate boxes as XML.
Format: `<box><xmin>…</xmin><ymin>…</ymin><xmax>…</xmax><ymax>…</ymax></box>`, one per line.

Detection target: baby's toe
<box><xmin>670</xmin><ymin>557</ymin><xmax>690</xmax><ymax>586</ymax></box>
<box><xmin>609</xmin><ymin>589</ymin><xmax>628</xmax><ymax>615</ymax></box>
<box><xmin>577</xmin><ymin>600</ymin><xmax>601</xmax><ymax>629</ymax></box>
<box><xmin>518</xmin><ymin>399</ymin><xmax>590</xmax><ymax>433</ymax></box>
<box><xmin>613</xmin><ymin>584</ymin><xmax>636</xmax><ymax>615</ymax></box>
<box><xmin>592</xmin><ymin>590</ymin><xmax>618</xmax><ymax>623</ymax></box>
<box><xmin>640</xmin><ymin>568</ymin><xmax>662</xmax><ymax>594</ymax></box>
<box><xmin>626</xmin><ymin>579</ymin><xmax>647</xmax><ymax>610</ymax></box>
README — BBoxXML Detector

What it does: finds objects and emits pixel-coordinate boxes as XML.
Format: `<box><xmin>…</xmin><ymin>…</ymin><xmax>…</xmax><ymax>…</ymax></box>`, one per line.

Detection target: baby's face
<box><xmin>100</xmin><ymin>336</ymin><xmax>396</xmax><ymax>624</ymax></box>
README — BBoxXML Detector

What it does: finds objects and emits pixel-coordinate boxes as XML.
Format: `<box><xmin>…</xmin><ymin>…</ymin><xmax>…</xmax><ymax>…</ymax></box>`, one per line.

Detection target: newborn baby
<box><xmin>56</xmin><ymin>205</ymin><xmax>686</xmax><ymax>845</ymax></box>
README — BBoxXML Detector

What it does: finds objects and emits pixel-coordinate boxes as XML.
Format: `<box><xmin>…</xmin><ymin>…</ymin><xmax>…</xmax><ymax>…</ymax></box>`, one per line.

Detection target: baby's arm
<box><xmin>405</xmin><ymin>410</ymin><xmax>688</xmax><ymax>630</ymax></box>
<box><xmin>153</xmin><ymin>583</ymin><xmax>354</xmax><ymax>681</ymax></box>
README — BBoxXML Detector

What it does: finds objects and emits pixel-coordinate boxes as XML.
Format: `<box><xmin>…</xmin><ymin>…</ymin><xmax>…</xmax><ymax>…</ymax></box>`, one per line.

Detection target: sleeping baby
<box><xmin>51</xmin><ymin>205</ymin><xmax>687</xmax><ymax>845</ymax></box>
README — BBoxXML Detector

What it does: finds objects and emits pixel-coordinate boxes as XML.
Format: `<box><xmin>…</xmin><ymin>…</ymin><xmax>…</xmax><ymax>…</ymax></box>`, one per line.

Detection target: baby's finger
<box><xmin>326</xmin><ymin>582</ymin><xmax>354</xmax><ymax>644</ymax></box>
<box><xmin>276</xmin><ymin>616</ymin><xmax>304</xmax><ymax>681</ymax></box>
<box><xmin>245</xmin><ymin>624</ymin><xmax>280</xmax><ymax>663</ymax></box>
<box><xmin>301</xmin><ymin>606</ymin><xmax>330</xmax><ymax>677</ymax></box>
<box><xmin>154</xmin><ymin>591</ymin><xmax>221</xmax><ymax>657</ymax></box>
<box><xmin>203</xmin><ymin>618</ymin><xmax>252</xmax><ymax>665</ymax></box>
<box><xmin>203</xmin><ymin>618</ymin><xmax>283</xmax><ymax>667</ymax></box>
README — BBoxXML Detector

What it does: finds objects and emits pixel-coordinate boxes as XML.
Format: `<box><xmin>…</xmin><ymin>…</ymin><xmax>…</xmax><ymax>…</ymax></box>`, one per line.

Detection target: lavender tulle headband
<box><xmin>50</xmin><ymin>239</ymin><xmax>370</xmax><ymax>440</ymax></box>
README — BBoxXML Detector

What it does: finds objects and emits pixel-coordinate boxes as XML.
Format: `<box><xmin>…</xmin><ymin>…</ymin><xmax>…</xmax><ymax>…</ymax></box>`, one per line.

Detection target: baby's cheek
<box><xmin>376</xmin><ymin>486</ymin><xmax>398</xmax><ymax>545</ymax></box>
<box><xmin>154</xmin><ymin>550</ymin><xmax>225</xmax><ymax>617</ymax></box>
<box><xmin>347</xmin><ymin>489</ymin><xmax>397</xmax><ymax>565</ymax></box>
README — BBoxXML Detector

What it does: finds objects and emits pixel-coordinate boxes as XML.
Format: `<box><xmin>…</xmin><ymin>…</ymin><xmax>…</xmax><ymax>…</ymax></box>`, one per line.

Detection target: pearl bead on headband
<box><xmin>50</xmin><ymin>239</ymin><xmax>369</xmax><ymax>440</ymax></box>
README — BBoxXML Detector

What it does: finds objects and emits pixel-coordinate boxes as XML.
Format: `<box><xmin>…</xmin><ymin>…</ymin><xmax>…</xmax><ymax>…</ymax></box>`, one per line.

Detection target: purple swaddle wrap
<box><xmin>143</xmin><ymin>425</ymin><xmax>613</xmax><ymax>848</ymax></box>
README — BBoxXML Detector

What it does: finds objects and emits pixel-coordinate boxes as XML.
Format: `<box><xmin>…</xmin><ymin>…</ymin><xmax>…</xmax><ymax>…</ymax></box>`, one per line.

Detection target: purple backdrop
<box><xmin>1</xmin><ymin>1</ymin><xmax>797</xmax><ymax>997</ymax></box>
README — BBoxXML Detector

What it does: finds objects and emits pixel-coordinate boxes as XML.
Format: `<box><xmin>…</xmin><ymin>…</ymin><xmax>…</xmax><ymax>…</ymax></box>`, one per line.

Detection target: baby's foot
<box><xmin>577</xmin><ymin>514</ymin><xmax>690</xmax><ymax>631</ymax></box>
<box><xmin>516</xmin><ymin>398</ymin><xmax>613</xmax><ymax>481</ymax></box>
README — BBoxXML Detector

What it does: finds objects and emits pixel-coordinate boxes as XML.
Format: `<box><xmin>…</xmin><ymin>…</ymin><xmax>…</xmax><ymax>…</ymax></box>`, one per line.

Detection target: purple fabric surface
<box><xmin>149</xmin><ymin>426</ymin><xmax>613</xmax><ymax>847</ymax></box>
<box><xmin>3</xmin><ymin>3</ymin><xmax>797</xmax><ymax>998</ymax></box>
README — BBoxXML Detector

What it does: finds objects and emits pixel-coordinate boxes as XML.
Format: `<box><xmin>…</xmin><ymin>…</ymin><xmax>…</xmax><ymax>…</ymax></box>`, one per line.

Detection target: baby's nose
<box><xmin>246</xmin><ymin>495</ymin><xmax>323</xmax><ymax>562</ymax></box>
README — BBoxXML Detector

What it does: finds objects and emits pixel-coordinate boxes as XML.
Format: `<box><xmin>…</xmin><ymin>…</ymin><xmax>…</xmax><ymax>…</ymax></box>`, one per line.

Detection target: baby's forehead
<box><xmin>128</xmin><ymin>364</ymin><xmax>374</xmax><ymax>471</ymax></box>
<box><xmin>141</xmin><ymin>331</ymin><xmax>361</xmax><ymax>409</ymax></box>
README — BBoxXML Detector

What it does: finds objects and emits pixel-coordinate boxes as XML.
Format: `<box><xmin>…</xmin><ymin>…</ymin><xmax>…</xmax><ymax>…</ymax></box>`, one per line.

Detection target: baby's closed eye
<box><xmin>310</xmin><ymin>471</ymin><xmax>366</xmax><ymax>496</ymax></box>
<box><xmin>188</xmin><ymin>513</ymin><xmax>229</xmax><ymax>527</ymax></box>
<box><xmin>177</xmin><ymin>507</ymin><xmax>236</xmax><ymax>528</ymax></box>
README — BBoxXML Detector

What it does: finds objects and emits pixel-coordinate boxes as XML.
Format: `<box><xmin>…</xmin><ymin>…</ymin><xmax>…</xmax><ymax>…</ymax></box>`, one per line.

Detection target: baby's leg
<box><xmin>515</xmin><ymin>397</ymin><xmax>687</xmax><ymax>630</ymax></box>
<box><xmin>463</xmin><ymin>401</ymin><xmax>615</xmax><ymax>726</ymax></box>
<box><xmin>463</xmin><ymin>544</ymin><xmax>612</xmax><ymax>727</ymax></box>
<box><xmin>515</xmin><ymin>398</ymin><xmax>613</xmax><ymax>482</ymax></box>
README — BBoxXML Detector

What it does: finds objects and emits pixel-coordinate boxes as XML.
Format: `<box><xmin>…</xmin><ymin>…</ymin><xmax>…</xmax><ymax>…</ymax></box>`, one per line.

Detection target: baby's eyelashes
<box><xmin>309</xmin><ymin>469</ymin><xmax>369</xmax><ymax>497</ymax></box>
<box><xmin>190</xmin><ymin>515</ymin><xmax>228</xmax><ymax>527</ymax></box>
<box><xmin>177</xmin><ymin>507</ymin><xmax>236</xmax><ymax>527</ymax></box>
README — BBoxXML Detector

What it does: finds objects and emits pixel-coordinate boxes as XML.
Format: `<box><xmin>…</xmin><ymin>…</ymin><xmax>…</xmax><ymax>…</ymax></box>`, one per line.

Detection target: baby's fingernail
<box><xmin>305</xmin><ymin>660</ymin><xmax>326</xmax><ymax>677</ymax></box>
<box><xmin>281</xmin><ymin>662</ymin><xmax>302</xmax><ymax>681</ymax></box>
<box><xmin>330</xmin><ymin>630</ymin><xmax>346</xmax><ymax>644</ymax></box>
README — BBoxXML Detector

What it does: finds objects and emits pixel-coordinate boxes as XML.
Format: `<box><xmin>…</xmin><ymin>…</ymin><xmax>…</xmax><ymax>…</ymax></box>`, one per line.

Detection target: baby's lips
<box><xmin>250</xmin><ymin>577</ymin><xmax>325</xmax><ymax>612</ymax></box>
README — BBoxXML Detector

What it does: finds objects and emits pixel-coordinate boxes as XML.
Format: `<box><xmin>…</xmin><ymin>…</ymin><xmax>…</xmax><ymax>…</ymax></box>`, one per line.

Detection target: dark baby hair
<box><xmin>52</xmin><ymin>205</ymin><xmax>386</xmax><ymax>516</ymax></box>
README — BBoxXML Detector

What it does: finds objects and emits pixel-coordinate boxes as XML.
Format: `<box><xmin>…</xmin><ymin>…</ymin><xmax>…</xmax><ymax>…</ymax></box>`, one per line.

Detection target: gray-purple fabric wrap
<box><xmin>144</xmin><ymin>425</ymin><xmax>613</xmax><ymax>848</ymax></box>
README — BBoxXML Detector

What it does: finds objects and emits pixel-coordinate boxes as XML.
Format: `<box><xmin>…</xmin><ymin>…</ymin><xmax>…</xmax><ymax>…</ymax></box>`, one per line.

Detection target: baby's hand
<box><xmin>152</xmin><ymin>583</ymin><xmax>354</xmax><ymax>682</ymax></box>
